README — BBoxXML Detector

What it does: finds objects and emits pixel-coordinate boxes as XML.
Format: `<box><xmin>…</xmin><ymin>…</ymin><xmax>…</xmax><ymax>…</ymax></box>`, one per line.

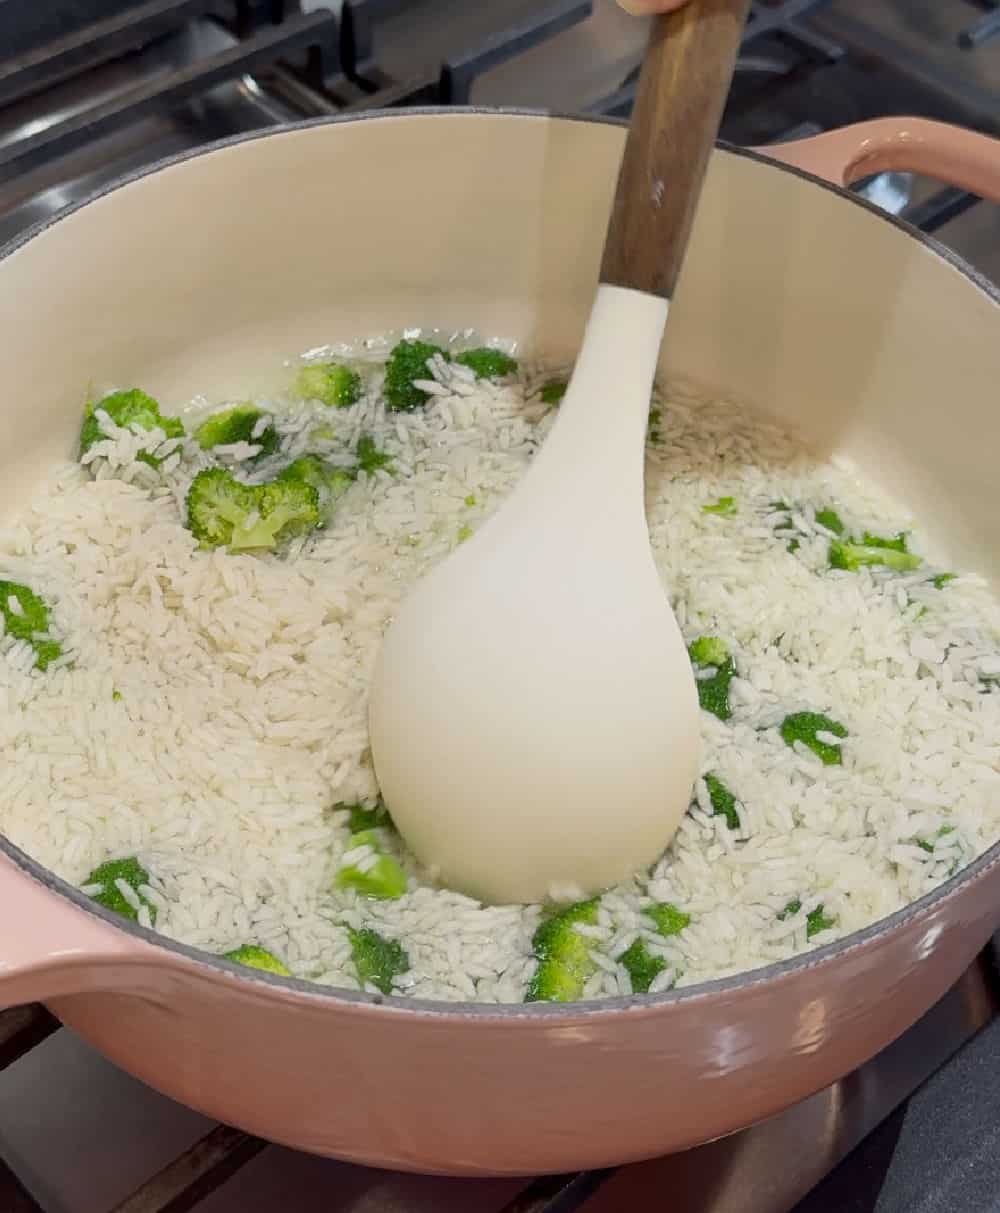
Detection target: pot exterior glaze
<box><xmin>1</xmin><ymin>111</ymin><xmax>999</xmax><ymax>1175</ymax></box>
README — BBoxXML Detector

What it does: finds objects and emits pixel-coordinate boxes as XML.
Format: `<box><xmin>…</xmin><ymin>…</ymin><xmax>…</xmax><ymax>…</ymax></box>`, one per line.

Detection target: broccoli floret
<box><xmin>457</xmin><ymin>523</ymin><xmax>473</xmax><ymax>544</ymax></box>
<box><xmin>0</xmin><ymin>580</ymin><xmax>61</xmax><ymax>671</ymax></box>
<box><xmin>455</xmin><ymin>348</ymin><xmax>518</xmax><ymax>378</ymax></box>
<box><xmin>932</xmin><ymin>573</ymin><xmax>955</xmax><ymax>589</ymax></box>
<box><xmin>777</xmin><ymin>898</ymin><xmax>835</xmax><ymax>938</ymax></box>
<box><xmin>916</xmin><ymin>825</ymin><xmax>955</xmax><ymax>854</ymax></box>
<box><xmin>814</xmin><ymin>507</ymin><xmax>845</xmax><ymax>535</ymax></box>
<box><xmin>695</xmin><ymin>660</ymin><xmax>737</xmax><ymax>722</ymax></box>
<box><xmin>83</xmin><ymin>856</ymin><xmax>156</xmax><ymax>925</ymax></box>
<box><xmin>384</xmin><ymin>339</ymin><xmax>449</xmax><ymax>411</ymax></box>
<box><xmin>829</xmin><ymin>535</ymin><xmax>922</xmax><ymax>572</ymax></box>
<box><xmin>80</xmin><ymin>388</ymin><xmax>184</xmax><ymax>466</ymax></box>
<box><xmin>525</xmin><ymin>898</ymin><xmax>599</xmax><ymax>1003</ymax></box>
<box><xmin>620</xmin><ymin>938</ymin><xmax>667</xmax><ymax>994</ymax></box>
<box><xmin>704</xmin><ymin>773</ymin><xmax>739</xmax><ymax>830</ymax></box>
<box><xmin>688</xmin><ymin>637</ymin><xmax>736</xmax><ymax>722</ymax></box>
<box><xmin>277</xmin><ymin>455</ymin><xmax>352</xmax><ymax>520</ymax></box>
<box><xmin>770</xmin><ymin>500</ymin><xmax>800</xmax><ymax>552</ymax></box>
<box><xmin>780</xmin><ymin>711</ymin><xmax>848</xmax><ymax>765</ymax></box>
<box><xmin>336</xmin><ymin>830</ymin><xmax>407</xmax><ymax>899</ymax></box>
<box><xmin>806</xmin><ymin>905</ymin><xmax>836</xmax><ymax>939</ymax></box>
<box><xmin>222</xmin><ymin>944</ymin><xmax>291</xmax><ymax>975</ymax></box>
<box><xmin>689</xmin><ymin>636</ymin><xmax>728</xmax><ymax>667</ymax></box>
<box><xmin>334</xmin><ymin>800</ymin><xmax>393</xmax><ymax>834</ymax></box>
<box><xmin>355</xmin><ymin>434</ymin><xmax>393</xmax><ymax>477</ymax></box>
<box><xmin>295</xmin><ymin>363</ymin><xmax>362</xmax><ymax>409</ymax></box>
<box><xmin>186</xmin><ymin>468</ymin><xmax>256</xmax><ymax>548</ymax></box>
<box><xmin>539</xmin><ymin>379</ymin><xmax>567</xmax><ymax>405</ymax></box>
<box><xmin>464</xmin><ymin>494</ymin><xmax>477</xmax><ymax>507</ymax></box>
<box><xmin>112</xmin><ymin>689</ymin><xmax>123</xmax><ymax>702</ymax></box>
<box><xmin>703</xmin><ymin>496</ymin><xmax>737</xmax><ymax>517</ymax></box>
<box><xmin>862</xmin><ymin>531</ymin><xmax>909</xmax><ymax>552</ymax></box>
<box><xmin>186</xmin><ymin>468</ymin><xmax>320</xmax><ymax>553</ymax></box>
<box><xmin>195</xmin><ymin>406</ymin><xmax>278</xmax><ymax>459</ymax></box>
<box><xmin>348</xmin><ymin>926</ymin><xmax>409</xmax><ymax>995</ymax></box>
<box><xmin>644</xmin><ymin>902</ymin><xmax>690</xmax><ymax>937</ymax></box>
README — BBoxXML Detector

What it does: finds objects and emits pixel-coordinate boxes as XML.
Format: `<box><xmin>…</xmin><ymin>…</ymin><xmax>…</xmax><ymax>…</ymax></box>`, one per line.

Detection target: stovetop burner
<box><xmin>0</xmin><ymin>2</ymin><xmax>997</xmax><ymax>1209</ymax></box>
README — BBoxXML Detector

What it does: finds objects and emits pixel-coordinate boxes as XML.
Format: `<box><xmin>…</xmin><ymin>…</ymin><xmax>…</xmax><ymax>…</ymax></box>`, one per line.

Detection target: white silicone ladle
<box><xmin>369</xmin><ymin>0</ymin><xmax>752</xmax><ymax>905</ymax></box>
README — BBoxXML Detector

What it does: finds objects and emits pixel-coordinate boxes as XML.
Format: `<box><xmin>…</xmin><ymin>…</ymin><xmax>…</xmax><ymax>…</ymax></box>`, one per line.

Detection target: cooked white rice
<box><xmin>0</xmin><ymin>339</ymin><xmax>998</xmax><ymax>1003</ymax></box>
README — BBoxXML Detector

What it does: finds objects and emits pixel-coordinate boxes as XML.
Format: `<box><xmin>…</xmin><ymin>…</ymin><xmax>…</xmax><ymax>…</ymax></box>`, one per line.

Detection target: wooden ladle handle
<box><xmin>600</xmin><ymin>0</ymin><xmax>752</xmax><ymax>300</ymax></box>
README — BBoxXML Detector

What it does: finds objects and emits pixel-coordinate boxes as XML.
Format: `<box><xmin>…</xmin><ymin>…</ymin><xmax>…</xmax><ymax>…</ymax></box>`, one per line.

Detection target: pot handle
<box><xmin>755</xmin><ymin>116</ymin><xmax>1000</xmax><ymax>206</ymax></box>
<box><xmin>0</xmin><ymin>852</ymin><xmax>149</xmax><ymax>1008</ymax></box>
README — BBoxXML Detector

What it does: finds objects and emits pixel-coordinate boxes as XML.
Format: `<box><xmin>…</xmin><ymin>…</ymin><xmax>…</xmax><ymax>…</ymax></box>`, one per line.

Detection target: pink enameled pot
<box><xmin>1</xmin><ymin>111</ymin><xmax>999</xmax><ymax>1177</ymax></box>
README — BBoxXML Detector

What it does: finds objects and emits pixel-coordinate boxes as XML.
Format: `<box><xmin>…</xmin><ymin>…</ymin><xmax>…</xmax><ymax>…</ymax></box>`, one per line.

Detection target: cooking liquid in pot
<box><xmin>0</xmin><ymin>334</ymin><xmax>997</xmax><ymax>1003</ymax></box>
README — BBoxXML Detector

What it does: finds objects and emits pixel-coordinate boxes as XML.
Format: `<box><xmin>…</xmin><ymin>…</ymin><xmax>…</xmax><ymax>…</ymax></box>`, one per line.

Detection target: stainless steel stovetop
<box><xmin>0</xmin><ymin>3</ymin><xmax>998</xmax><ymax>1211</ymax></box>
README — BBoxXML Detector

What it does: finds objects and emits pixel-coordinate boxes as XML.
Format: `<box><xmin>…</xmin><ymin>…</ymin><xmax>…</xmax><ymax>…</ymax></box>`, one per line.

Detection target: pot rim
<box><xmin>3</xmin><ymin>105</ymin><xmax>999</xmax><ymax>1020</ymax></box>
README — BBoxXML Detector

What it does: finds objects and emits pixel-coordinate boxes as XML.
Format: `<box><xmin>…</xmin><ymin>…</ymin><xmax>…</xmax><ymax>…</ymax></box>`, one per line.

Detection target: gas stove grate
<box><xmin>959</xmin><ymin>0</ymin><xmax>1000</xmax><ymax>48</ymax></box>
<box><xmin>0</xmin><ymin>6</ymin><xmax>340</xmax><ymax>182</ymax></box>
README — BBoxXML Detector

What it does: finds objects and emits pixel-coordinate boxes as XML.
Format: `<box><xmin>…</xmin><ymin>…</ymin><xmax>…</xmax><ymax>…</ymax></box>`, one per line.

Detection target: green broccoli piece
<box><xmin>384</xmin><ymin>339</ymin><xmax>449</xmax><ymax>411</ymax></box>
<box><xmin>186</xmin><ymin>468</ymin><xmax>256</xmax><ymax>548</ymax></box>
<box><xmin>703</xmin><ymin>496</ymin><xmax>737</xmax><ymax>517</ymax></box>
<box><xmin>780</xmin><ymin>711</ymin><xmax>848</xmax><ymax>765</ymax></box>
<box><xmin>932</xmin><ymin>573</ymin><xmax>955</xmax><ymax>589</ymax></box>
<box><xmin>112</xmin><ymin>689</ymin><xmax>122</xmax><ymax>702</ymax></box>
<box><xmin>915</xmin><ymin>824</ymin><xmax>955</xmax><ymax>854</ymax></box>
<box><xmin>455</xmin><ymin>348</ymin><xmax>518</xmax><ymax>378</ymax></box>
<box><xmin>525</xmin><ymin>898</ymin><xmax>599</xmax><ymax>1003</ymax></box>
<box><xmin>688</xmin><ymin>637</ymin><xmax>736</xmax><ymax>722</ymax></box>
<box><xmin>295</xmin><ymin>363</ymin><xmax>362</xmax><ymax>409</ymax></box>
<box><xmin>539</xmin><ymin>379</ymin><xmax>567</xmax><ymax>405</ymax></box>
<box><xmin>336</xmin><ymin>830</ymin><xmax>407</xmax><ymax>900</ymax></box>
<box><xmin>704</xmin><ymin>773</ymin><xmax>740</xmax><ymax>830</ymax></box>
<box><xmin>829</xmin><ymin>532</ymin><xmax>922</xmax><ymax>572</ymax></box>
<box><xmin>457</xmin><ymin>523</ymin><xmax>473</xmax><ymax>544</ymax></box>
<box><xmin>83</xmin><ymin>856</ymin><xmax>156</xmax><ymax>925</ymax></box>
<box><xmin>644</xmin><ymin>902</ymin><xmax>690</xmax><ymax>937</ymax></box>
<box><xmin>620</xmin><ymin>938</ymin><xmax>667</xmax><ymax>994</ymax></box>
<box><xmin>348</xmin><ymin>926</ymin><xmax>409</xmax><ymax>995</ymax></box>
<box><xmin>334</xmin><ymin>800</ymin><xmax>393</xmax><ymax>834</ymax></box>
<box><xmin>194</xmin><ymin>406</ymin><xmax>278</xmax><ymax>459</ymax></box>
<box><xmin>770</xmin><ymin>500</ymin><xmax>800</xmax><ymax>552</ymax></box>
<box><xmin>806</xmin><ymin>905</ymin><xmax>836</xmax><ymax>939</ymax></box>
<box><xmin>80</xmin><ymin>388</ymin><xmax>184</xmax><ymax>467</ymax></box>
<box><xmin>862</xmin><ymin>531</ymin><xmax>909</xmax><ymax>552</ymax></box>
<box><xmin>464</xmin><ymin>494</ymin><xmax>477</xmax><ymax>507</ymax></box>
<box><xmin>186</xmin><ymin>468</ymin><xmax>320</xmax><ymax>553</ymax></box>
<box><xmin>688</xmin><ymin>636</ymin><xmax>728</xmax><ymax>667</ymax></box>
<box><xmin>777</xmin><ymin>899</ymin><xmax>835</xmax><ymax>938</ymax></box>
<box><xmin>648</xmin><ymin>406</ymin><xmax>662</xmax><ymax>443</ymax></box>
<box><xmin>814</xmin><ymin>507</ymin><xmax>845</xmax><ymax>535</ymax></box>
<box><xmin>277</xmin><ymin>456</ymin><xmax>352</xmax><ymax>520</ymax></box>
<box><xmin>356</xmin><ymin>435</ymin><xmax>393</xmax><ymax>476</ymax></box>
<box><xmin>222</xmin><ymin>944</ymin><xmax>291</xmax><ymax>976</ymax></box>
<box><xmin>0</xmin><ymin>580</ymin><xmax>61</xmax><ymax>671</ymax></box>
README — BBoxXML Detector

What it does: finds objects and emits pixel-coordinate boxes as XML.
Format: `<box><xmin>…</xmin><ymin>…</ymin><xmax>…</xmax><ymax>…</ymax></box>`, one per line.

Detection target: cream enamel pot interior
<box><xmin>1</xmin><ymin>110</ymin><xmax>1000</xmax><ymax>1178</ymax></box>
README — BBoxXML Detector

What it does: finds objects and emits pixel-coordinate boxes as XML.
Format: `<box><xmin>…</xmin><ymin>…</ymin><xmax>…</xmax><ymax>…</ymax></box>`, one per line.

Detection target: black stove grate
<box><xmin>0</xmin><ymin>7</ymin><xmax>339</xmax><ymax>181</ymax></box>
<box><xmin>959</xmin><ymin>0</ymin><xmax>1000</xmax><ymax>48</ymax></box>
